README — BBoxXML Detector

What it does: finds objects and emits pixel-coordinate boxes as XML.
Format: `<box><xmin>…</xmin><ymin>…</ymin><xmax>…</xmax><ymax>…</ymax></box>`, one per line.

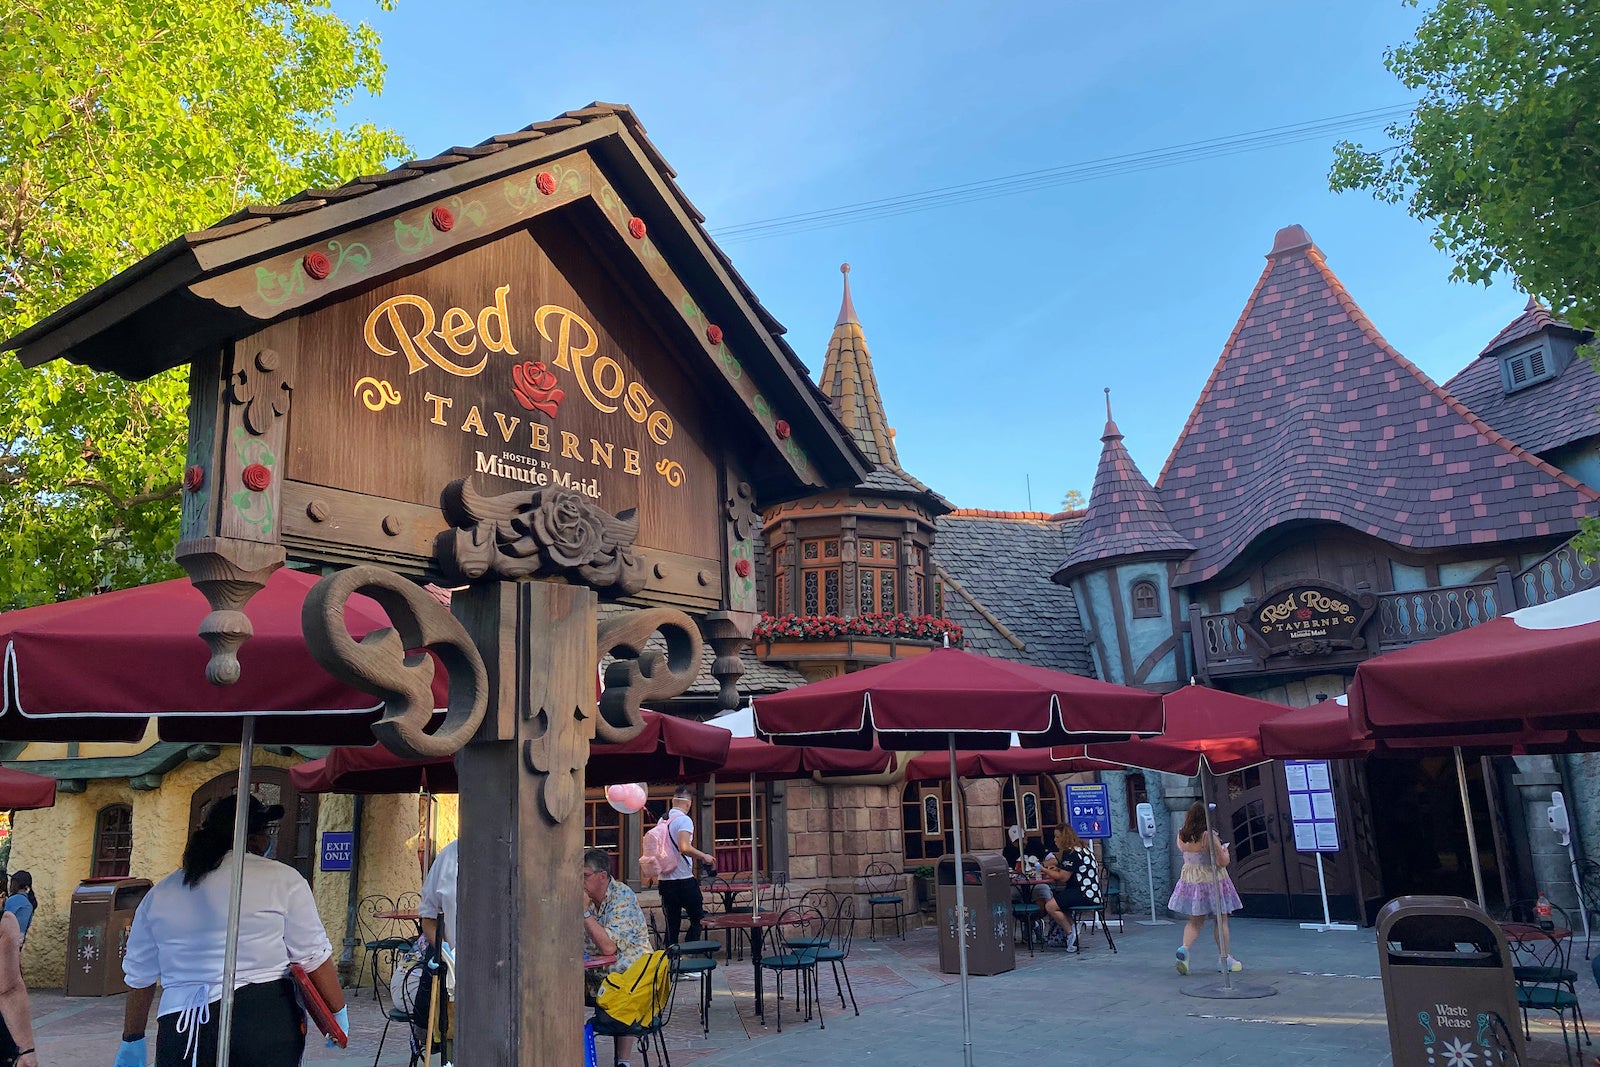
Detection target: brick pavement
<box><xmin>29</xmin><ymin>918</ymin><xmax>1598</xmax><ymax>1065</ymax></box>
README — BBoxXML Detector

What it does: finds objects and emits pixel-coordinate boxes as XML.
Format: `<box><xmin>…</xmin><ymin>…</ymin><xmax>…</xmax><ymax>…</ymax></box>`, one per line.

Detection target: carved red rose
<box><xmin>706</xmin><ymin>324</ymin><xmax>723</xmax><ymax>346</ymax></box>
<box><xmin>734</xmin><ymin>558</ymin><xmax>752</xmax><ymax>578</ymax></box>
<box><xmin>183</xmin><ymin>465</ymin><xmax>205</xmax><ymax>492</ymax></box>
<box><xmin>775</xmin><ymin>419</ymin><xmax>791</xmax><ymax>439</ymax></box>
<box><xmin>431</xmin><ymin>206</ymin><xmax>454</xmax><ymax>232</ymax></box>
<box><xmin>627</xmin><ymin>217</ymin><xmax>647</xmax><ymax>240</ymax></box>
<box><xmin>302</xmin><ymin>252</ymin><xmax>331</xmax><ymax>280</ymax></box>
<box><xmin>536</xmin><ymin>171</ymin><xmax>556</xmax><ymax>195</ymax></box>
<box><xmin>1296</xmin><ymin>608</ymin><xmax>1313</xmax><ymax>621</ymax></box>
<box><xmin>241</xmin><ymin>463</ymin><xmax>272</xmax><ymax>491</ymax></box>
<box><xmin>512</xmin><ymin>360</ymin><xmax>565</xmax><ymax>417</ymax></box>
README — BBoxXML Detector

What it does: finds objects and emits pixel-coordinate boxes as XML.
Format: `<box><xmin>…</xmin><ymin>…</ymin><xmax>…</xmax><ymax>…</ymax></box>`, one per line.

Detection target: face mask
<box><xmin>263</xmin><ymin>838</ymin><xmax>277</xmax><ymax>860</ymax></box>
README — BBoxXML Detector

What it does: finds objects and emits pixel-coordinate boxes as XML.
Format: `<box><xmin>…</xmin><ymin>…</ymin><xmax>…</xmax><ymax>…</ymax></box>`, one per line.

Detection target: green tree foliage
<box><xmin>0</xmin><ymin>0</ymin><xmax>408</xmax><ymax>608</ymax></box>
<box><xmin>1061</xmin><ymin>489</ymin><xmax>1086</xmax><ymax>512</ymax></box>
<box><xmin>1329</xmin><ymin>1</ymin><xmax>1598</xmax><ymax>331</ymax></box>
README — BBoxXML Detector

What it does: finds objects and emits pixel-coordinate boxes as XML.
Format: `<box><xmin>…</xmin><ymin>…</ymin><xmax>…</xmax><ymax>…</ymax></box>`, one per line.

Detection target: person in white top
<box><xmin>116</xmin><ymin>795</ymin><xmax>345</xmax><ymax>1067</ymax></box>
<box><xmin>416</xmin><ymin>837</ymin><xmax>457</xmax><ymax>1061</ymax></box>
<box><xmin>658</xmin><ymin>786</ymin><xmax>716</xmax><ymax>946</ymax></box>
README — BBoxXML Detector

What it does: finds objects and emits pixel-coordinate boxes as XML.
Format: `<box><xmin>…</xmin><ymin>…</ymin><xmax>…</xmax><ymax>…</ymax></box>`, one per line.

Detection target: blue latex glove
<box><xmin>327</xmin><ymin>1005</ymin><xmax>349</xmax><ymax>1048</ymax></box>
<box><xmin>113</xmin><ymin>1037</ymin><xmax>147</xmax><ymax>1067</ymax></box>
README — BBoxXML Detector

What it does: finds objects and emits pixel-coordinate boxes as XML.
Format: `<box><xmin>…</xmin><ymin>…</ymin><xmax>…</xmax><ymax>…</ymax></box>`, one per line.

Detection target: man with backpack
<box><xmin>657</xmin><ymin>787</ymin><xmax>717</xmax><ymax>947</ymax></box>
<box><xmin>583</xmin><ymin>849</ymin><xmax>652</xmax><ymax>1067</ymax></box>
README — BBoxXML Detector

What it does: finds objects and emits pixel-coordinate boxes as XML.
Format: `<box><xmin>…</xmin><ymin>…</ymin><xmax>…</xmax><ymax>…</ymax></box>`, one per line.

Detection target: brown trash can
<box><xmin>65</xmin><ymin>877</ymin><xmax>152</xmax><ymax>996</ymax></box>
<box><xmin>935</xmin><ymin>853</ymin><xmax>1015</xmax><ymax>976</ymax></box>
<box><xmin>1376</xmin><ymin>895</ymin><xmax>1525</xmax><ymax>1066</ymax></box>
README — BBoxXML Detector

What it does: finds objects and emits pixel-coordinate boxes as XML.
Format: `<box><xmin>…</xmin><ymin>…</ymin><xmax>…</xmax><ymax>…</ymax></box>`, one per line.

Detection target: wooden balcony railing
<box><xmin>1191</xmin><ymin>534</ymin><xmax>1600</xmax><ymax>676</ymax></box>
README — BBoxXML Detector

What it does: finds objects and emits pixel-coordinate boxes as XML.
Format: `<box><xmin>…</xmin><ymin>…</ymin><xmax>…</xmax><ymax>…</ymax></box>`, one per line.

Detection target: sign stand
<box><xmin>1138</xmin><ymin>846</ymin><xmax>1172</xmax><ymax>926</ymax></box>
<box><xmin>1299</xmin><ymin>852</ymin><xmax>1358</xmax><ymax>933</ymax></box>
<box><xmin>1285</xmin><ymin>760</ymin><xmax>1357</xmax><ymax>934</ymax></box>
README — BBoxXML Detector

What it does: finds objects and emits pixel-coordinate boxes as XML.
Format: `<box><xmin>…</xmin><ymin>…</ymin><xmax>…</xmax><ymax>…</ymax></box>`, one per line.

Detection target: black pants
<box><xmin>156</xmin><ymin>978</ymin><xmax>305</xmax><ymax>1067</ymax></box>
<box><xmin>658</xmin><ymin>877</ymin><xmax>704</xmax><ymax>945</ymax></box>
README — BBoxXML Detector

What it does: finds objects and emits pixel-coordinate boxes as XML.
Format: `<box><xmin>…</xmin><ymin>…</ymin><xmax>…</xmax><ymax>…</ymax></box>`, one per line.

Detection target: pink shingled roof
<box><xmin>1155</xmin><ymin>227</ymin><xmax>1600</xmax><ymax>586</ymax></box>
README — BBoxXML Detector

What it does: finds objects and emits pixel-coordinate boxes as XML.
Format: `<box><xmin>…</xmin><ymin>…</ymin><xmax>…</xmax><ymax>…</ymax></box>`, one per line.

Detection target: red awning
<box><xmin>1066</xmin><ymin>684</ymin><xmax>1287</xmax><ymax>776</ymax></box>
<box><xmin>291</xmin><ymin>708</ymin><xmax>730</xmax><ymax>793</ymax></box>
<box><xmin>754</xmin><ymin>647</ymin><xmax>1163</xmax><ymax>751</ymax></box>
<box><xmin>0</xmin><ymin>766</ymin><xmax>55</xmax><ymax>810</ymax></box>
<box><xmin>0</xmin><ymin>569</ymin><xmax>448</xmax><ymax>745</ymax></box>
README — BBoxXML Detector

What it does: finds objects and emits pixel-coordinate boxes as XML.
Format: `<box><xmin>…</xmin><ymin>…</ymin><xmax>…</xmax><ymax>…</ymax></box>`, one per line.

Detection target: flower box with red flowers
<box><xmin>753</xmin><ymin>612</ymin><xmax>962</xmax><ymax>662</ymax></box>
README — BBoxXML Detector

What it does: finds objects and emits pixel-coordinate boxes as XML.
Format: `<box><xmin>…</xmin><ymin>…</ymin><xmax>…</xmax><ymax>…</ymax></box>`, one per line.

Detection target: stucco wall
<box><xmin>10</xmin><ymin>748</ymin><xmax>300</xmax><ymax>988</ymax></box>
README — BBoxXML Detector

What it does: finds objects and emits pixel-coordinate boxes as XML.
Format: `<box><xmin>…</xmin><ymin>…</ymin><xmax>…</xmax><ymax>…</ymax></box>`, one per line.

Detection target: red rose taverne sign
<box><xmin>1232</xmin><ymin>581</ymin><xmax>1376</xmax><ymax>658</ymax></box>
<box><xmin>287</xmin><ymin>231</ymin><xmax>717</xmax><ymax>550</ymax></box>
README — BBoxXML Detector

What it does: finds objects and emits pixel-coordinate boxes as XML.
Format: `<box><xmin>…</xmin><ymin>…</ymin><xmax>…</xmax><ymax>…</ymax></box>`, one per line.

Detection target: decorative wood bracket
<box><xmin>700</xmin><ymin>611</ymin><xmax>754</xmax><ymax>711</ymax></box>
<box><xmin>725</xmin><ymin>480</ymin><xmax>760</xmax><ymax>541</ymax></box>
<box><xmin>227</xmin><ymin>347</ymin><xmax>293</xmax><ymax>436</ymax></box>
<box><xmin>176</xmin><ymin>536</ymin><xmax>287</xmax><ymax>685</ymax></box>
<box><xmin>593</xmin><ymin>608</ymin><xmax>703</xmax><ymax>743</ymax></box>
<box><xmin>434</xmin><ymin>479</ymin><xmax>647</xmax><ymax>597</ymax></box>
<box><xmin>301</xmin><ymin>566</ymin><xmax>488</xmax><ymax>759</ymax></box>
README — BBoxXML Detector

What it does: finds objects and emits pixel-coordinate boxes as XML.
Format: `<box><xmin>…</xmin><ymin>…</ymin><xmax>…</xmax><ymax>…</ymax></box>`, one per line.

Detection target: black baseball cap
<box><xmin>202</xmin><ymin>794</ymin><xmax>285</xmax><ymax>835</ymax></box>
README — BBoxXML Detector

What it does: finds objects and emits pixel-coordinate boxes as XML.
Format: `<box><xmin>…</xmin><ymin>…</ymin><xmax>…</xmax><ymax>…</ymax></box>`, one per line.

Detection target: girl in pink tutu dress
<box><xmin>1168</xmin><ymin>801</ymin><xmax>1243</xmax><ymax>975</ymax></box>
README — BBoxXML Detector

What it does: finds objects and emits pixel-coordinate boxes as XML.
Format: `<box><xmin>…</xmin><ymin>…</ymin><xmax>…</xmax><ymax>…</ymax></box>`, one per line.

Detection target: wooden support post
<box><xmin>455</xmin><ymin>579</ymin><xmax>598</xmax><ymax>1067</ymax></box>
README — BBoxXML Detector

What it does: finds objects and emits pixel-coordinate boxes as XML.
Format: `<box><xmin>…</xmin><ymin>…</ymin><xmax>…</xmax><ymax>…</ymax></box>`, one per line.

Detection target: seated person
<box><xmin>1031</xmin><ymin>826</ymin><xmax>1104</xmax><ymax>951</ymax></box>
<box><xmin>583</xmin><ymin>848</ymin><xmax>652</xmax><ymax>1067</ymax></box>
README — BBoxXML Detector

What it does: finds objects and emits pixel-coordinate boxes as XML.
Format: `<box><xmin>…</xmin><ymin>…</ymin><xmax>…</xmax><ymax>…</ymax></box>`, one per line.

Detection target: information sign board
<box><xmin>1066</xmin><ymin>783</ymin><xmax>1111</xmax><ymax>840</ymax></box>
<box><xmin>1284</xmin><ymin>760</ymin><xmax>1340</xmax><ymax>852</ymax></box>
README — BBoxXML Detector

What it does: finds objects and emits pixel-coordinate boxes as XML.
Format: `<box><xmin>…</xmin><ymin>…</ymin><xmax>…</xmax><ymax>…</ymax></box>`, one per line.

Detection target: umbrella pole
<box><xmin>216</xmin><ymin>715</ymin><xmax>256</xmax><ymax>1067</ymax></box>
<box><xmin>750</xmin><ymin>773</ymin><xmax>759</xmax><ymax>914</ymax></box>
<box><xmin>948</xmin><ymin>737</ymin><xmax>973</xmax><ymax>1067</ymax></box>
<box><xmin>1454</xmin><ymin>748</ymin><xmax>1487</xmax><ymax>909</ymax></box>
<box><xmin>1199</xmin><ymin>770</ymin><xmax>1233</xmax><ymax>992</ymax></box>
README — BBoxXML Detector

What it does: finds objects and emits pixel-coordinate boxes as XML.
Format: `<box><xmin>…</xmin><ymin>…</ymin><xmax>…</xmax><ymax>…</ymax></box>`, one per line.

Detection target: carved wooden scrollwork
<box><xmin>228</xmin><ymin>348</ymin><xmax>293</xmax><ymax>436</ymax></box>
<box><xmin>725</xmin><ymin>480</ymin><xmax>760</xmax><ymax>541</ymax></box>
<box><xmin>301</xmin><ymin>566</ymin><xmax>488</xmax><ymax>759</ymax></box>
<box><xmin>434</xmin><ymin>479</ymin><xmax>647</xmax><ymax>596</ymax></box>
<box><xmin>593</xmin><ymin>608</ymin><xmax>704</xmax><ymax>743</ymax></box>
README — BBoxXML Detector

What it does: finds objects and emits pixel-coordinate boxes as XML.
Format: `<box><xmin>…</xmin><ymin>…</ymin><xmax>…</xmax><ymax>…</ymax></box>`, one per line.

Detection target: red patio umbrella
<box><xmin>754</xmin><ymin>647</ymin><xmax>1163</xmax><ymax>1065</ymax></box>
<box><xmin>899</xmin><ymin>741</ymin><xmax>1116</xmax><ymax>782</ymax></box>
<box><xmin>292</xmin><ymin>709</ymin><xmax>732</xmax><ymax>793</ymax></box>
<box><xmin>1060</xmin><ymin>684</ymin><xmax>1284</xmax><ymax>776</ymax></box>
<box><xmin>0</xmin><ymin>766</ymin><xmax>57</xmax><ymax>810</ymax></box>
<box><xmin>0</xmin><ymin>569</ymin><xmax>448</xmax><ymax>745</ymax></box>
<box><xmin>754</xmin><ymin>646</ymin><xmax>1164</xmax><ymax>750</ymax></box>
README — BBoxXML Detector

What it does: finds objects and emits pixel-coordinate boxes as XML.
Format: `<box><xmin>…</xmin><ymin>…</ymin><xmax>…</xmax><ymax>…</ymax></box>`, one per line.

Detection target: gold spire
<box><xmin>818</xmin><ymin>264</ymin><xmax>899</xmax><ymax>469</ymax></box>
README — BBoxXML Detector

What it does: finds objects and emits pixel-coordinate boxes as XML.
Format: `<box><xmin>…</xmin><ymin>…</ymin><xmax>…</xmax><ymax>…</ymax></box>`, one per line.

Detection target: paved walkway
<box><xmin>30</xmin><ymin>917</ymin><xmax>1597</xmax><ymax>1065</ymax></box>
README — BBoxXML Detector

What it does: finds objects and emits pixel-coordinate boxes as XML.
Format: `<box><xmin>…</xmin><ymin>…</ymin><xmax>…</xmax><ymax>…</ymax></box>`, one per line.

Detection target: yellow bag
<box><xmin>594</xmin><ymin>951</ymin><xmax>669</xmax><ymax>1029</ymax></box>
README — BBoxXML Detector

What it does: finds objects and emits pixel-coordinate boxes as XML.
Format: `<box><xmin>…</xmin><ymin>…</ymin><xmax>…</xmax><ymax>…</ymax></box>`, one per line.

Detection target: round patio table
<box><xmin>703</xmin><ymin>911</ymin><xmax>787</xmax><ymax>1021</ymax></box>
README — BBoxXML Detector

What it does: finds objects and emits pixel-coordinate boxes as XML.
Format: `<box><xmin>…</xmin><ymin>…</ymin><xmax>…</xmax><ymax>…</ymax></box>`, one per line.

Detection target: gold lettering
<box><xmin>423</xmin><ymin>392</ymin><xmax>453</xmax><ymax>425</ymax></box>
<box><xmin>494</xmin><ymin>412</ymin><xmax>522</xmax><ymax>442</ymax></box>
<box><xmin>560</xmin><ymin>431</ymin><xmax>582</xmax><ymax>459</ymax></box>
<box><xmin>623</xmin><ymin>381</ymin><xmax>653</xmax><ymax>424</ymax></box>
<box><xmin>461</xmin><ymin>406</ymin><xmax>488</xmax><ymax>437</ymax></box>
<box><xmin>623</xmin><ymin>448</ymin><xmax>641</xmax><ymax>475</ymax></box>
<box><xmin>592</xmin><ymin>357</ymin><xmax>626</xmax><ymax>400</ymax></box>
<box><xmin>647</xmin><ymin>410</ymin><xmax>674</xmax><ymax>446</ymax></box>
<box><xmin>528</xmin><ymin>423</ymin><xmax>550</xmax><ymax>452</ymax></box>
<box><xmin>478</xmin><ymin>285</ymin><xmax>518</xmax><ymax>355</ymax></box>
<box><xmin>535</xmin><ymin>305</ymin><xmax>616</xmax><ymax>414</ymax></box>
<box><xmin>436</xmin><ymin>306</ymin><xmax>477</xmax><ymax>355</ymax></box>
<box><xmin>590</xmin><ymin>440</ymin><xmax>614</xmax><ymax>469</ymax></box>
<box><xmin>364</xmin><ymin>294</ymin><xmax>487</xmax><ymax>376</ymax></box>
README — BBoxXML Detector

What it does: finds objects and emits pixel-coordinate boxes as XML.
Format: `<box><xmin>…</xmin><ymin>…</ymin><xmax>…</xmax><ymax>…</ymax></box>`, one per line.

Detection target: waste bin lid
<box><xmin>1376</xmin><ymin>895</ymin><xmax>1508</xmax><ymax>965</ymax></box>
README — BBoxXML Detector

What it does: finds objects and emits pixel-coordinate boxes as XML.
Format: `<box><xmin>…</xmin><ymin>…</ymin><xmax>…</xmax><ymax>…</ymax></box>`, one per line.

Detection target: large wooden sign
<box><xmin>266</xmin><ymin>224</ymin><xmax>723</xmax><ymax>601</ymax></box>
<box><xmin>1233</xmin><ymin>581</ymin><xmax>1376</xmax><ymax>660</ymax></box>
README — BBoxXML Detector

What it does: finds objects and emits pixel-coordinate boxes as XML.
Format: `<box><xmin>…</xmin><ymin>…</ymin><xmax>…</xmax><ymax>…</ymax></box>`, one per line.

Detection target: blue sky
<box><xmin>336</xmin><ymin>0</ymin><xmax>1526</xmax><ymax>512</ymax></box>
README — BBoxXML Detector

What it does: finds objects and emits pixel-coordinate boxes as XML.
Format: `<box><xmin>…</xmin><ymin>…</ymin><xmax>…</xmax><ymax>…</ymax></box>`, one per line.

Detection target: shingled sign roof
<box><xmin>934</xmin><ymin>510</ymin><xmax>1093</xmax><ymax>674</ymax></box>
<box><xmin>1054</xmin><ymin>393</ymin><xmax>1191</xmax><ymax>583</ymax></box>
<box><xmin>1445</xmin><ymin>300</ymin><xmax>1600</xmax><ymax>458</ymax></box>
<box><xmin>3</xmin><ymin>102</ymin><xmax>870</xmax><ymax>499</ymax></box>
<box><xmin>1156</xmin><ymin>225</ymin><xmax>1600</xmax><ymax>586</ymax></box>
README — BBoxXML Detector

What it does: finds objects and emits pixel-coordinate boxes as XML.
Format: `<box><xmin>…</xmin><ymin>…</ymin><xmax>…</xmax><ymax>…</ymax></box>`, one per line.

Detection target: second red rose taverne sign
<box><xmin>5</xmin><ymin>104</ymin><xmax>869</xmax><ymax>611</ymax></box>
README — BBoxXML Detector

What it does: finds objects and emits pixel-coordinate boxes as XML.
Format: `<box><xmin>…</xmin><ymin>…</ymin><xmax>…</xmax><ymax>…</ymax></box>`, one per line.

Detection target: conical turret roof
<box><xmin>1054</xmin><ymin>391</ymin><xmax>1192</xmax><ymax>583</ymax></box>
<box><xmin>1157</xmin><ymin>225</ymin><xmax>1600</xmax><ymax>586</ymax></box>
<box><xmin>817</xmin><ymin>265</ymin><xmax>949</xmax><ymax>508</ymax></box>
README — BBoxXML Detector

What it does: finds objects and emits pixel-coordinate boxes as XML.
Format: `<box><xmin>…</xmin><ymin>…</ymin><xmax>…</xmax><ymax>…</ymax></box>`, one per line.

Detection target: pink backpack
<box><xmin>639</xmin><ymin>816</ymin><xmax>679</xmax><ymax>885</ymax></box>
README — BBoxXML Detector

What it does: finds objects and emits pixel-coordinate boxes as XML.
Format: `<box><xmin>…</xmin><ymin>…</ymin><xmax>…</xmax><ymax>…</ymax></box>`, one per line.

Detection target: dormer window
<box><xmin>1501</xmin><ymin>341</ymin><xmax>1557</xmax><ymax>393</ymax></box>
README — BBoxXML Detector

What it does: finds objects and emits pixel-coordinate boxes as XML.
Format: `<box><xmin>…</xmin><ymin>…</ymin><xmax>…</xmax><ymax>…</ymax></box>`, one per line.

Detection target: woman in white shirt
<box><xmin>115</xmin><ymin>795</ymin><xmax>346</xmax><ymax>1067</ymax></box>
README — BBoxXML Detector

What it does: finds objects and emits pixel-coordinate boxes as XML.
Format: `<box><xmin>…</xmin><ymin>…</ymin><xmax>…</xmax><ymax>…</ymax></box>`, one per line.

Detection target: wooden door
<box><xmin>189</xmin><ymin>767</ymin><xmax>318</xmax><ymax>882</ymax></box>
<box><xmin>1213</xmin><ymin>765</ymin><xmax>1292</xmax><ymax>918</ymax></box>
